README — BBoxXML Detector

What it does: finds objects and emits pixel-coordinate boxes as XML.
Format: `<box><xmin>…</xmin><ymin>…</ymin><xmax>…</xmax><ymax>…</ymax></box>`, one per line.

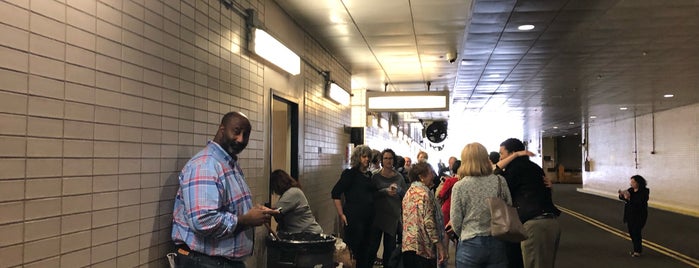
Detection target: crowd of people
<box><xmin>168</xmin><ymin>111</ymin><xmax>649</xmax><ymax>268</ymax></box>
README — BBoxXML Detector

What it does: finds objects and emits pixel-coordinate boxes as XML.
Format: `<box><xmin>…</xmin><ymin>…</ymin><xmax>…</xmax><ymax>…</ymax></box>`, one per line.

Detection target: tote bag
<box><xmin>487</xmin><ymin>176</ymin><xmax>527</xmax><ymax>242</ymax></box>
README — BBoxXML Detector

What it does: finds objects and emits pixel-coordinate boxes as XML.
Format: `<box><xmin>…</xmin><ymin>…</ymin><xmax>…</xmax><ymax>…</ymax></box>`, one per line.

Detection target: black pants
<box><xmin>402</xmin><ymin>251</ymin><xmax>436</xmax><ymax>268</ymax></box>
<box><xmin>345</xmin><ymin>216</ymin><xmax>373</xmax><ymax>268</ymax></box>
<box><xmin>505</xmin><ymin>242</ymin><xmax>524</xmax><ymax>268</ymax></box>
<box><xmin>627</xmin><ymin>222</ymin><xmax>644</xmax><ymax>253</ymax></box>
<box><xmin>368</xmin><ymin>227</ymin><xmax>397</xmax><ymax>268</ymax></box>
<box><xmin>174</xmin><ymin>246</ymin><xmax>245</xmax><ymax>268</ymax></box>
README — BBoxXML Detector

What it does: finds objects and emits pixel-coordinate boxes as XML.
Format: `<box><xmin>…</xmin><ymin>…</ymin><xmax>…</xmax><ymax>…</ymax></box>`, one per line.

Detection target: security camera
<box><xmin>446</xmin><ymin>52</ymin><xmax>457</xmax><ymax>63</ymax></box>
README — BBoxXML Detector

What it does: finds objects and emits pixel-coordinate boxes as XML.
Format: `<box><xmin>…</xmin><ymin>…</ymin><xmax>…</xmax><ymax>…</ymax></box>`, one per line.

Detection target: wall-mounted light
<box><xmin>250</xmin><ymin>27</ymin><xmax>300</xmax><ymax>75</ymax></box>
<box><xmin>327</xmin><ymin>82</ymin><xmax>350</xmax><ymax>106</ymax></box>
<box><xmin>367</xmin><ymin>91</ymin><xmax>449</xmax><ymax>112</ymax></box>
<box><xmin>322</xmin><ymin>71</ymin><xmax>350</xmax><ymax>106</ymax></box>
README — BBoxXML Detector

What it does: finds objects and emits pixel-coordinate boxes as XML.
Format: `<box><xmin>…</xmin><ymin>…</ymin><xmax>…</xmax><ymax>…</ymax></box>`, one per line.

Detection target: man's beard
<box><xmin>222</xmin><ymin>140</ymin><xmax>245</xmax><ymax>157</ymax></box>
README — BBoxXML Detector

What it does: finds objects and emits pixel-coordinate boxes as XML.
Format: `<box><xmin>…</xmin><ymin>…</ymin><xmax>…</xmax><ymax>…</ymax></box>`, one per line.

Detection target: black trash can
<box><xmin>266</xmin><ymin>232</ymin><xmax>336</xmax><ymax>268</ymax></box>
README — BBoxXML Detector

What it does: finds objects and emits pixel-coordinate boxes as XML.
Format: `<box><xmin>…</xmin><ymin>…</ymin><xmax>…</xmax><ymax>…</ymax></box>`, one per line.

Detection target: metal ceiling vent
<box><xmin>424</xmin><ymin>121</ymin><xmax>448</xmax><ymax>144</ymax></box>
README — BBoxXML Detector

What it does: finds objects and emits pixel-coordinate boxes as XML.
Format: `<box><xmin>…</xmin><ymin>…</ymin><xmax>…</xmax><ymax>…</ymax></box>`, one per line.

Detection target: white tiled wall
<box><xmin>0</xmin><ymin>0</ymin><xmax>351</xmax><ymax>267</ymax></box>
<box><xmin>583</xmin><ymin>103</ymin><xmax>699</xmax><ymax>216</ymax></box>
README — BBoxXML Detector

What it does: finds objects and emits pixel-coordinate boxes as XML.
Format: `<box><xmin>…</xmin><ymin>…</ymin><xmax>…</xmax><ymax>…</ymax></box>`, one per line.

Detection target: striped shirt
<box><xmin>171</xmin><ymin>141</ymin><xmax>254</xmax><ymax>260</ymax></box>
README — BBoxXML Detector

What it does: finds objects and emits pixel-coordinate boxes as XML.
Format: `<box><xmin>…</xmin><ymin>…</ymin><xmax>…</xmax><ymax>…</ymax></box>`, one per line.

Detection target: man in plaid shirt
<box><xmin>171</xmin><ymin>111</ymin><xmax>279</xmax><ymax>267</ymax></box>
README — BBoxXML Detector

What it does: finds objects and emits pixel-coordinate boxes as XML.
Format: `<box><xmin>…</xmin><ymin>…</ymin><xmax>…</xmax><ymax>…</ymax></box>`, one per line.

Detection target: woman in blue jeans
<box><xmin>450</xmin><ymin>143</ymin><xmax>512</xmax><ymax>267</ymax></box>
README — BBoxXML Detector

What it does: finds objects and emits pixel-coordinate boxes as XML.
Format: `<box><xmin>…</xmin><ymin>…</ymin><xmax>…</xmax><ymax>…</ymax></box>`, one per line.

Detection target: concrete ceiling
<box><xmin>275</xmin><ymin>0</ymin><xmax>699</xmax><ymax>138</ymax></box>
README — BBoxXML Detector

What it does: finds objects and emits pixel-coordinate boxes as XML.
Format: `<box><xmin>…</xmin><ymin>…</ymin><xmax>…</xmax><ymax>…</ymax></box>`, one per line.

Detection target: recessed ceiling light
<box><xmin>553</xmin><ymin>126</ymin><xmax>558</xmax><ymax>129</ymax></box>
<box><xmin>620</xmin><ymin>107</ymin><xmax>628</xmax><ymax>110</ymax></box>
<box><xmin>590</xmin><ymin>115</ymin><xmax>597</xmax><ymax>119</ymax></box>
<box><xmin>664</xmin><ymin>94</ymin><xmax>674</xmax><ymax>98</ymax></box>
<box><xmin>569</xmin><ymin>121</ymin><xmax>575</xmax><ymax>125</ymax></box>
<box><xmin>518</xmin><ymin>24</ymin><xmax>535</xmax><ymax>31</ymax></box>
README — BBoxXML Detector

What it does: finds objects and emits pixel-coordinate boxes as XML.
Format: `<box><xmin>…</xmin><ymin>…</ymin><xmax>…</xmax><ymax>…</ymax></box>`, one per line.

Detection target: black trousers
<box><xmin>174</xmin><ymin>246</ymin><xmax>245</xmax><ymax>268</ymax></box>
<box><xmin>627</xmin><ymin>222</ymin><xmax>644</xmax><ymax>253</ymax></box>
<box><xmin>505</xmin><ymin>242</ymin><xmax>524</xmax><ymax>268</ymax></box>
<box><xmin>368</xmin><ymin>227</ymin><xmax>397</xmax><ymax>267</ymax></box>
<box><xmin>402</xmin><ymin>251</ymin><xmax>436</xmax><ymax>268</ymax></box>
<box><xmin>345</xmin><ymin>216</ymin><xmax>374</xmax><ymax>268</ymax></box>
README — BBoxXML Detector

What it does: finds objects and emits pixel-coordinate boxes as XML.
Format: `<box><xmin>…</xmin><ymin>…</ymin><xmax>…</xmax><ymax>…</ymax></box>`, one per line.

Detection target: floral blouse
<box><xmin>402</xmin><ymin>181</ymin><xmax>445</xmax><ymax>259</ymax></box>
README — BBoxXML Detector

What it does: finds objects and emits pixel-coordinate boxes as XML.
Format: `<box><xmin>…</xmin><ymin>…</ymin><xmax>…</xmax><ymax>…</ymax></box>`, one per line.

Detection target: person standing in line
<box><xmin>489</xmin><ymin>152</ymin><xmax>501</xmax><ymax>170</ymax></box>
<box><xmin>498</xmin><ymin>138</ymin><xmax>561</xmax><ymax>268</ymax></box>
<box><xmin>402</xmin><ymin>162</ymin><xmax>447</xmax><ymax>268</ymax></box>
<box><xmin>417</xmin><ymin>151</ymin><xmax>440</xmax><ymax>192</ymax></box>
<box><xmin>451</xmin><ymin>143</ymin><xmax>512</xmax><ymax>268</ymax></box>
<box><xmin>370</xmin><ymin>149</ymin><xmax>383</xmax><ymax>174</ymax></box>
<box><xmin>270</xmin><ymin>169</ymin><xmax>323</xmax><ymax>234</ymax></box>
<box><xmin>438</xmin><ymin>159</ymin><xmax>461</xmax><ymax>263</ymax></box>
<box><xmin>171</xmin><ymin>111</ymin><xmax>280</xmax><ymax>268</ymax></box>
<box><xmin>438</xmin><ymin>160</ymin><xmax>461</xmax><ymax>226</ymax></box>
<box><xmin>404</xmin><ymin>157</ymin><xmax>413</xmax><ymax>182</ymax></box>
<box><xmin>332</xmin><ymin>145</ymin><xmax>376</xmax><ymax>268</ymax></box>
<box><xmin>368</xmin><ymin>148</ymin><xmax>407</xmax><ymax>268</ymax></box>
<box><xmin>618</xmin><ymin>175</ymin><xmax>649</xmax><ymax>257</ymax></box>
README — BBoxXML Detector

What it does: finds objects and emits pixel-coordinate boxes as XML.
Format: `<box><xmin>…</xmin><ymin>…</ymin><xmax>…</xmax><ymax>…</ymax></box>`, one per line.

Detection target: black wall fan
<box><xmin>425</xmin><ymin>121</ymin><xmax>448</xmax><ymax>143</ymax></box>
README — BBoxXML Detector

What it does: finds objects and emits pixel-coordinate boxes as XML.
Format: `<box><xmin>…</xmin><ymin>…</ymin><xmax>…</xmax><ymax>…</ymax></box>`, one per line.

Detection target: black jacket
<box><xmin>331</xmin><ymin>168</ymin><xmax>375</xmax><ymax>220</ymax></box>
<box><xmin>498</xmin><ymin>156</ymin><xmax>561</xmax><ymax>222</ymax></box>
<box><xmin>620</xmin><ymin>187</ymin><xmax>649</xmax><ymax>226</ymax></box>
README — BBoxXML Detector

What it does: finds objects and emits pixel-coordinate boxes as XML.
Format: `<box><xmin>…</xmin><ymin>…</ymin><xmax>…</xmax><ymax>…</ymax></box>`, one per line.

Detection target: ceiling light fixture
<box><xmin>663</xmin><ymin>94</ymin><xmax>674</xmax><ymax>98</ymax></box>
<box><xmin>250</xmin><ymin>27</ymin><xmax>300</xmax><ymax>75</ymax></box>
<box><xmin>366</xmin><ymin>91</ymin><xmax>449</xmax><ymax>112</ymax></box>
<box><xmin>620</xmin><ymin>107</ymin><xmax>628</xmax><ymax>110</ymax></box>
<box><xmin>590</xmin><ymin>115</ymin><xmax>597</xmax><ymax>119</ymax></box>
<box><xmin>518</xmin><ymin>24</ymin><xmax>535</xmax><ymax>31</ymax></box>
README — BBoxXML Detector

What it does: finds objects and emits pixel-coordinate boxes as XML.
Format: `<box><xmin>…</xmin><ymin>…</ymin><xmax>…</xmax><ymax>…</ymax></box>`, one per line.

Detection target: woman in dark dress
<box><xmin>618</xmin><ymin>175</ymin><xmax>649</xmax><ymax>257</ymax></box>
<box><xmin>332</xmin><ymin>145</ymin><xmax>375</xmax><ymax>268</ymax></box>
<box><xmin>368</xmin><ymin>148</ymin><xmax>407</xmax><ymax>268</ymax></box>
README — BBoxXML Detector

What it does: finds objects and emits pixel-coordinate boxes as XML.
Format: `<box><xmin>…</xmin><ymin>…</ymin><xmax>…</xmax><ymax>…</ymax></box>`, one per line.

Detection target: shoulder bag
<box><xmin>487</xmin><ymin>176</ymin><xmax>528</xmax><ymax>242</ymax></box>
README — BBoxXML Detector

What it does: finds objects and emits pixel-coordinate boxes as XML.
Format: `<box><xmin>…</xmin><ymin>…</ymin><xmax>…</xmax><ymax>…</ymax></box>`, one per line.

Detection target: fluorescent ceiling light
<box><xmin>367</xmin><ymin>91</ymin><xmax>449</xmax><ymax>112</ymax></box>
<box><xmin>663</xmin><ymin>94</ymin><xmax>674</xmax><ymax>98</ymax></box>
<box><xmin>327</xmin><ymin>82</ymin><xmax>350</xmax><ymax>106</ymax></box>
<box><xmin>251</xmin><ymin>28</ymin><xmax>300</xmax><ymax>75</ymax></box>
<box><xmin>619</xmin><ymin>107</ymin><xmax>628</xmax><ymax>110</ymax></box>
<box><xmin>518</xmin><ymin>24</ymin><xmax>535</xmax><ymax>31</ymax></box>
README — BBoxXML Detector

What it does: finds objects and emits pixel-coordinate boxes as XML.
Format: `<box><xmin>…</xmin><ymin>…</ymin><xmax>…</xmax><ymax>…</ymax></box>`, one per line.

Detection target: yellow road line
<box><xmin>557</xmin><ymin>205</ymin><xmax>699</xmax><ymax>268</ymax></box>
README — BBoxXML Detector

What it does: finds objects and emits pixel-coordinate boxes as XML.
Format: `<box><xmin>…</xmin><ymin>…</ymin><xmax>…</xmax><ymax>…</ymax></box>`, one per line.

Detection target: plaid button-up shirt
<box><xmin>171</xmin><ymin>141</ymin><xmax>254</xmax><ymax>260</ymax></box>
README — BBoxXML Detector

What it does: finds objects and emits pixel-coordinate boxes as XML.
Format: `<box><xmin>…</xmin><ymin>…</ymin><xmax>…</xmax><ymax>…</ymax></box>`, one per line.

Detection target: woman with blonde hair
<box><xmin>451</xmin><ymin>143</ymin><xmax>512</xmax><ymax>268</ymax></box>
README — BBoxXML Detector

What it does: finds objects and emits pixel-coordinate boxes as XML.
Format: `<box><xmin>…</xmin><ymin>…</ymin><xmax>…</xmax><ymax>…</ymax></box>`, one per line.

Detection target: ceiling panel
<box><xmin>275</xmin><ymin>0</ymin><xmax>699</xmax><ymax>138</ymax></box>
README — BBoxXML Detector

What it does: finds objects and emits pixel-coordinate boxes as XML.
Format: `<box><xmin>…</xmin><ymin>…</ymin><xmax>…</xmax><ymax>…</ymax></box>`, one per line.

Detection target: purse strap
<box><xmin>496</xmin><ymin>176</ymin><xmax>504</xmax><ymax>200</ymax></box>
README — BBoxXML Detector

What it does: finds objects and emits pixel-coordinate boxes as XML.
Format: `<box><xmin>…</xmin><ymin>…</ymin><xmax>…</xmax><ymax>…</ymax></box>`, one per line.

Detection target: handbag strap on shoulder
<box><xmin>496</xmin><ymin>176</ymin><xmax>503</xmax><ymax>200</ymax></box>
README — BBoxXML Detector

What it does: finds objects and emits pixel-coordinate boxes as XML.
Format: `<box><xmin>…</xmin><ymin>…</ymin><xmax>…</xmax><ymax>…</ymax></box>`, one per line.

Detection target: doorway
<box><xmin>269</xmin><ymin>94</ymin><xmax>299</xmax><ymax>231</ymax></box>
<box><xmin>271</xmin><ymin>95</ymin><xmax>299</xmax><ymax>177</ymax></box>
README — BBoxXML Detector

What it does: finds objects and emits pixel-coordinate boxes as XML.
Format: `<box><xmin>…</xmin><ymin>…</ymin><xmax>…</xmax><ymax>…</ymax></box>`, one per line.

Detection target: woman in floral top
<box><xmin>402</xmin><ymin>162</ymin><xmax>447</xmax><ymax>267</ymax></box>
